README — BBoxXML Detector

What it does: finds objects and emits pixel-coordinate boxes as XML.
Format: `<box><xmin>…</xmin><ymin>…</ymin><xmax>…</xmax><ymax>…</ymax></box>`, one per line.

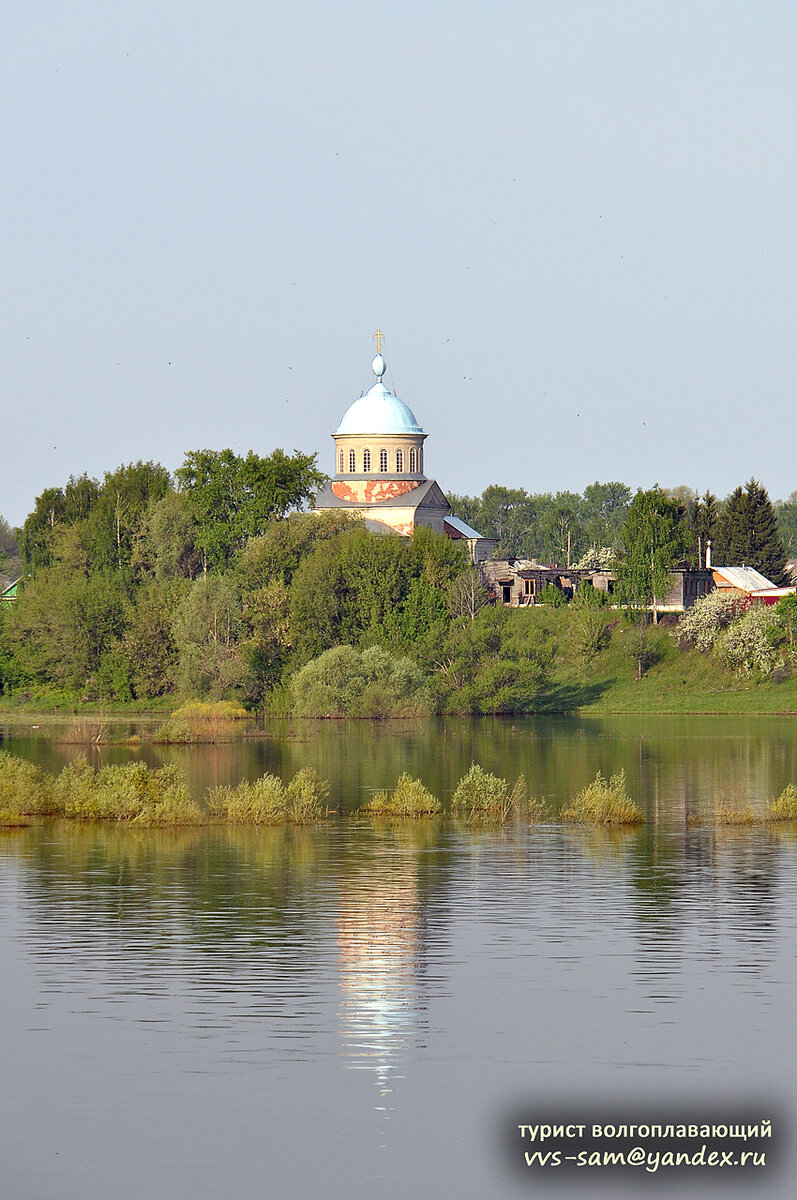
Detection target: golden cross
<box><xmin>373</xmin><ymin>329</ymin><xmax>384</xmax><ymax>354</ymax></box>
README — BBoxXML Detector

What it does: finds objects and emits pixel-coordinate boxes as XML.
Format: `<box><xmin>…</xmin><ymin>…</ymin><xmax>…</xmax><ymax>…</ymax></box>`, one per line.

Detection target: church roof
<box><xmin>335</xmin><ymin>381</ymin><xmax>424</xmax><ymax>437</ymax></box>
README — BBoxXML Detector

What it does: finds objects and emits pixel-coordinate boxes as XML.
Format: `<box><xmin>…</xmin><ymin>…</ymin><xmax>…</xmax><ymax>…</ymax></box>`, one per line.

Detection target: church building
<box><xmin>314</xmin><ymin>339</ymin><xmax>495</xmax><ymax>562</ymax></box>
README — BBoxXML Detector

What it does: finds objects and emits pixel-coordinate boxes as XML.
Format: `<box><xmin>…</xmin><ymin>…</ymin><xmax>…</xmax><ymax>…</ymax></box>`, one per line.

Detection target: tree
<box><xmin>776</xmin><ymin>492</ymin><xmax>797</xmax><ymax>559</ymax></box>
<box><xmin>615</xmin><ymin>487</ymin><xmax>685</xmax><ymax>619</ymax></box>
<box><xmin>1</xmin><ymin>565</ymin><xmax>128</xmax><ymax>690</ymax></box>
<box><xmin>84</xmin><ymin>461</ymin><xmax>172</xmax><ymax>573</ymax></box>
<box><xmin>121</xmin><ymin>580</ymin><xmax>184</xmax><ymax>696</ymax></box>
<box><xmin>0</xmin><ymin>516</ymin><xmax>22</xmax><ymax>580</ymax></box>
<box><xmin>132</xmin><ymin>491</ymin><xmax>201</xmax><ymax>580</ymax></box>
<box><xmin>692</xmin><ymin>490</ymin><xmax>720</xmax><ymax>567</ymax></box>
<box><xmin>582</xmin><ymin>481</ymin><xmax>632</xmax><ymax>548</ymax></box>
<box><xmin>176</xmin><ymin>448</ymin><xmax>326</xmax><ymax>570</ymax></box>
<box><xmin>430</xmin><ymin>606</ymin><xmax>553</xmax><ymax>714</ymax></box>
<box><xmin>17</xmin><ymin>487</ymin><xmax>68</xmax><ymax>568</ymax></box>
<box><xmin>478</xmin><ymin>486</ymin><xmax>535</xmax><ymax>557</ymax></box>
<box><xmin>716</xmin><ymin>479</ymin><xmax>787</xmax><ymax>583</ymax></box>
<box><xmin>171</xmin><ymin>575</ymin><xmax>246</xmax><ymax>697</ymax></box>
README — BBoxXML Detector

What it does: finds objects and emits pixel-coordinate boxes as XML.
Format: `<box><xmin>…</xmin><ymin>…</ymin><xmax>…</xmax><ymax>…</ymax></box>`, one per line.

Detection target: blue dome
<box><xmin>335</xmin><ymin>382</ymin><xmax>424</xmax><ymax>436</ymax></box>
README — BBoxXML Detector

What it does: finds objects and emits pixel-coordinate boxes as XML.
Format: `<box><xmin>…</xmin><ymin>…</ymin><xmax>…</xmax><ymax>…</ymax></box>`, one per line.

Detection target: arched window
<box><xmin>418</xmin><ymin>448</ymin><xmax>423</xmax><ymax>474</ymax></box>
<box><xmin>409</xmin><ymin>448</ymin><xmax>417</xmax><ymax>473</ymax></box>
<box><xmin>379</xmin><ymin>448</ymin><xmax>388</xmax><ymax>472</ymax></box>
<box><xmin>349</xmin><ymin>449</ymin><xmax>356</xmax><ymax>473</ymax></box>
<box><xmin>396</xmin><ymin>449</ymin><xmax>403</xmax><ymax>473</ymax></box>
<box><xmin>363</xmin><ymin>448</ymin><xmax>371</xmax><ymax>472</ymax></box>
<box><xmin>339</xmin><ymin>450</ymin><xmax>344</xmax><ymax>473</ymax></box>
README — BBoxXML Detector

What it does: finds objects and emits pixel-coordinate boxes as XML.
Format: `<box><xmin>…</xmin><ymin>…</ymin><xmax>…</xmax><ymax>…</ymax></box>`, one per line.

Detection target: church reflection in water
<box><xmin>336</xmin><ymin>848</ymin><xmax>438</xmax><ymax>1109</ymax></box>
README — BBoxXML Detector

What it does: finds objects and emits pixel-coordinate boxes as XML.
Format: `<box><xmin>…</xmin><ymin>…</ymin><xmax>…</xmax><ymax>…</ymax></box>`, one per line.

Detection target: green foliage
<box><xmin>432</xmin><ymin>606</ymin><xmax>552</xmax><ymax>714</ymax></box>
<box><xmin>284</xmin><ymin>767</ymin><xmax>331</xmax><ymax>823</ymax></box>
<box><xmin>0</xmin><ymin>750</ymin><xmax>57</xmax><ymax>816</ymax></box>
<box><xmin>0</xmin><ymin>514</ymin><xmax>22</xmax><ymax>580</ymax></box>
<box><xmin>53</xmin><ymin>756</ymin><xmax>202</xmax><ymax>824</ymax></box>
<box><xmin>616</xmin><ymin>487</ymin><xmax>686</xmax><ymax>610</ymax></box>
<box><xmin>96</xmin><ymin>648</ymin><xmax>133</xmax><ymax>702</ymax></box>
<box><xmin>208</xmin><ymin>773</ymin><xmax>286</xmax><ymax>824</ymax></box>
<box><xmin>774</xmin><ymin>592</ymin><xmax>797</xmax><ymax>651</ymax></box>
<box><xmin>676</xmin><ymin>588</ymin><xmax>744</xmax><ymax>651</ymax></box>
<box><xmin>208</xmin><ymin>768</ymin><xmax>331</xmax><ymax>824</ymax></box>
<box><xmin>776</xmin><ymin>493</ymin><xmax>797</xmax><ymax>558</ymax></box>
<box><xmin>715</xmin><ymin>479</ymin><xmax>786</xmax><ymax>583</ymax></box>
<box><xmin>715</xmin><ymin>605</ymin><xmax>782</xmax><ymax>678</ymax></box>
<box><xmin>768</xmin><ymin>783</ymin><xmax>797</xmax><ymax>821</ymax></box>
<box><xmin>154</xmin><ymin>700</ymin><xmax>251</xmax><ymax>743</ymax></box>
<box><xmin>121</xmin><ymin>580</ymin><xmax>183</xmax><ymax>697</ymax></box>
<box><xmin>176</xmin><ymin>448</ymin><xmax>325</xmax><ymax>571</ymax></box>
<box><xmin>234</xmin><ymin>511</ymin><xmax>355</xmax><ymax>591</ymax></box>
<box><xmin>448</xmin><ymin>481</ymin><xmax>631</xmax><ymax>563</ymax></box>
<box><xmin>171</xmin><ymin>575</ymin><xmax>246</xmax><ymax>698</ymax></box>
<box><xmin>0</xmin><ymin>565</ymin><xmax>129</xmax><ymax>691</ymax></box>
<box><xmin>538</xmin><ymin>583</ymin><xmax>566</xmax><ymax>607</ymax></box>
<box><xmin>132</xmin><ymin>491</ymin><xmax>200</xmax><ymax>581</ymax></box>
<box><xmin>625</xmin><ymin>615</ymin><xmax>662</xmax><ymax>681</ymax></box>
<box><xmin>451</xmin><ymin>762</ymin><xmax>510</xmax><ymax>817</ymax></box>
<box><xmin>561</xmin><ymin>769</ymin><xmax>643</xmax><ymax>825</ymax></box>
<box><xmin>571</xmin><ymin>607</ymin><xmax>611</xmax><ymax>662</ymax></box>
<box><xmin>290</xmin><ymin>645</ymin><xmax>428</xmax><ymax>718</ymax></box>
<box><xmin>363</xmin><ymin>773</ymin><xmax>441</xmax><ymax>816</ymax></box>
<box><xmin>573</xmin><ymin>580</ymin><xmax>607</xmax><ymax>608</ymax></box>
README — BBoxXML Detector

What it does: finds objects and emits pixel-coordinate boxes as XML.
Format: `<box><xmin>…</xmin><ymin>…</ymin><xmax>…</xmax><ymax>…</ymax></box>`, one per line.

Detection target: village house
<box><xmin>481</xmin><ymin>558</ymin><xmax>714</xmax><ymax>611</ymax></box>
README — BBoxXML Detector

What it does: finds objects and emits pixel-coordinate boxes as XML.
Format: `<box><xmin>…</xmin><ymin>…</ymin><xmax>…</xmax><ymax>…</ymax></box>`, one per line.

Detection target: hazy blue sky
<box><xmin>3</xmin><ymin>1</ymin><xmax>797</xmax><ymax>528</ymax></box>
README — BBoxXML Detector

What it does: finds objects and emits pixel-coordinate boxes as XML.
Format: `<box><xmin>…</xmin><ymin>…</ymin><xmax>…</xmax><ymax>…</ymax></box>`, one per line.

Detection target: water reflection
<box><xmin>3</xmin><ymin>807</ymin><xmax>797</xmax><ymax>1199</ymax></box>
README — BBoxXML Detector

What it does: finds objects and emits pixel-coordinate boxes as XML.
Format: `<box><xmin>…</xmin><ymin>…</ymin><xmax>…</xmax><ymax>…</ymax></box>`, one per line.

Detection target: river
<box><xmin>1</xmin><ymin>714</ymin><xmax>795</xmax><ymax>1198</ymax></box>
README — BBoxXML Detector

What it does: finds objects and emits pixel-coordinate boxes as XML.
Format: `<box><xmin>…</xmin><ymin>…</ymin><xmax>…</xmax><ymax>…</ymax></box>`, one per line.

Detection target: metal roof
<box><xmin>444</xmin><ymin>514</ymin><xmax>490</xmax><ymax>541</ymax></box>
<box><xmin>713</xmin><ymin>566</ymin><xmax>777</xmax><ymax>592</ymax></box>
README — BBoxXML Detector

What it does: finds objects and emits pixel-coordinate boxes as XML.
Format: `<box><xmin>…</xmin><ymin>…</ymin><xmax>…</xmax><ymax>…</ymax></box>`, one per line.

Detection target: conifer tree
<box><xmin>692</xmin><ymin>490</ymin><xmax>720</xmax><ymax>567</ymax></box>
<box><xmin>716</xmin><ymin>479</ymin><xmax>786</xmax><ymax>583</ymax></box>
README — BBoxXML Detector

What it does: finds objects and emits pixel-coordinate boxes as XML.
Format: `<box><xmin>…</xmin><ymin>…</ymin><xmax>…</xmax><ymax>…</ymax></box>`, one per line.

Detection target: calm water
<box><xmin>1</xmin><ymin>715</ymin><xmax>796</xmax><ymax>1199</ymax></box>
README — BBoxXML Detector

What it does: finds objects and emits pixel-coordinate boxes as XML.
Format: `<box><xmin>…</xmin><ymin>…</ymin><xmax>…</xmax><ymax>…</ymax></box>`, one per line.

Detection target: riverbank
<box><xmin>2</xmin><ymin>609</ymin><xmax>797</xmax><ymax>717</ymax></box>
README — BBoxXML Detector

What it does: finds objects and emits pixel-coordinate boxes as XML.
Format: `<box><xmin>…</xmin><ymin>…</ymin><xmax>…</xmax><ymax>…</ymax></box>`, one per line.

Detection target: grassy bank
<box><xmin>528</xmin><ymin>608</ymin><xmax>797</xmax><ymax>714</ymax></box>
<box><xmin>4</xmin><ymin>608</ymin><xmax>797</xmax><ymax>719</ymax></box>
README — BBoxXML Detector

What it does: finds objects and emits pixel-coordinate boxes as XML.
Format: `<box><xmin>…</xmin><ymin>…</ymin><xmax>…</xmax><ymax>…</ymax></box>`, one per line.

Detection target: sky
<box><xmin>2</xmin><ymin>0</ymin><xmax>797</xmax><ymax>529</ymax></box>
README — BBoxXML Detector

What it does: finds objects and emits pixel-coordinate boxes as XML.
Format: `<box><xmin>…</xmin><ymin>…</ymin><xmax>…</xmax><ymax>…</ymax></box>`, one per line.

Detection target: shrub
<box><xmin>53</xmin><ymin>755</ymin><xmax>98</xmax><ymax>816</ymax></box>
<box><xmin>208</xmin><ymin>773</ymin><xmax>286</xmax><ymax>824</ymax></box>
<box><xmin>538</xmin><ymin>583</ymin><xmax>566</xmax><ymax>607</ymax></box>
<box><xmin>451</xmin><ymin>763</ymin><xmax>510</xmax><ymax>818</ymax></box>
<box><xmin>130</xmin><ymin>765</ymin><xmax>204</xmax><ymax>827</ymax></box>
<box><xmin>154</xmin><ymin>700</ymin><xmax>251</xmax><ymax>743</ymax></box>
<box><xmin>712</xmin><ymin>802</ymin><xmax>759</xmax><ymax>826</ymax></box>
<box><xmin>573</xmin><ymin>579</ymin><xmax>608</xmax><ymax>608</ymax></box>
<box><xmin>285</xmin><ymin>768</ymin><xmax>331</xmax><ymax>823</ymax></box>
<box><xmin>561</xmin><ymin>770</ymin><xmax>643</xmax><ymax>825</ymax></box>
<box><xmin>362</xmin><ymin>773</ymin><xmax>441</xmax><ymax>817</ymax></box>
<box><xmin>715</xmin><ymin>606</ymin><xmax>782</xmax><ymax>678</ymax></box>
<box><xmin>53</xmin><ymin>757</ymin><xmax>203</xmax><ymax>825</ymax></box>
<box><xmin>677</xmin><ymin>589</ymin><xmax>744</xmax><ymax>652</ymax></box>
<box><xmin>0</xmin><ymin>749</ymin><xmax>58</xmax><ymax>816</ymax></box>
<box><xmin>509</xmin><ymin>774</ymin><xmax>548</xmax><ymax>822</ymax></box>
<box><xmin>768</xmin><ymin>784</ymin><xmax>797</xmax><ymax>821</ymax></box>
<box><xmin>290</xmin><ymin>645</ymin><xmax>428</xmax><ymax>718</ymax></box>
<box><xmin>572</xmin><ymin>608</ymin><xmax>610</xmax><ymax>661</ymax></box>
